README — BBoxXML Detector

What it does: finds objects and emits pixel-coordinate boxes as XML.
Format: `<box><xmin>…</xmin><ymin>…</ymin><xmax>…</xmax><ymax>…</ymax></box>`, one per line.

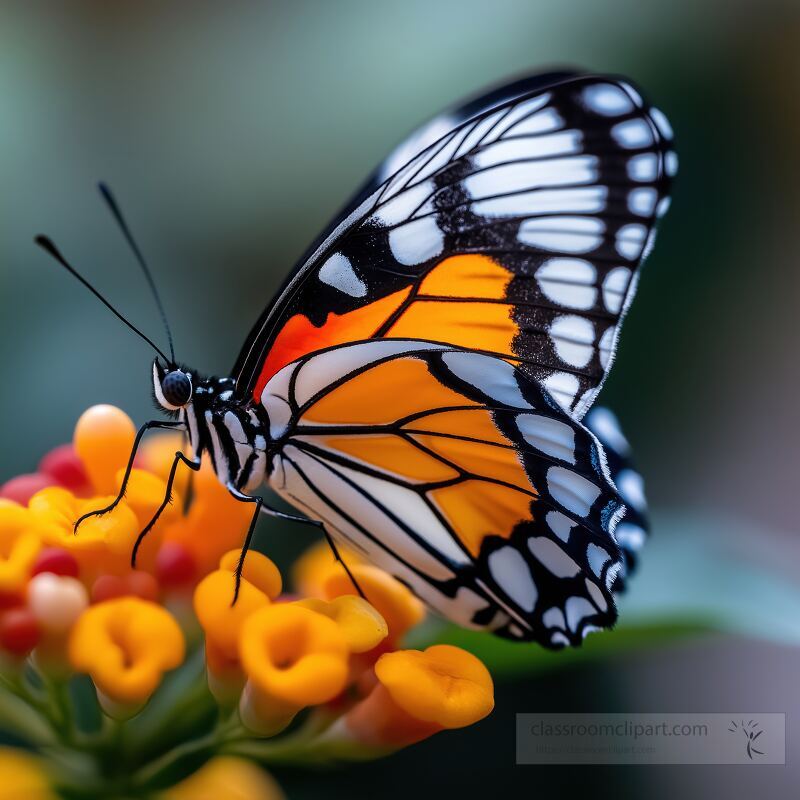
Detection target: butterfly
<box><xmin>38</xmin><ymin>69</ymin><xmax>673</xmax><ymax>648</ymax></box>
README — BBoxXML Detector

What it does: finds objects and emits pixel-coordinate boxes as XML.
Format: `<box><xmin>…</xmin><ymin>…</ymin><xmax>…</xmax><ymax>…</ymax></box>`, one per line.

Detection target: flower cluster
<box><xmin>0</xmin><ymin>405</ymin><xmax>493</xmax><ymax>798</ymax></box>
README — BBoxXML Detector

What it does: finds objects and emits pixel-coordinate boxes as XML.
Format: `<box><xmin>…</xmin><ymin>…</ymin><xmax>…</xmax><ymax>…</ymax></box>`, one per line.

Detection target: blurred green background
<box><xmin>2</xmin><ymin>1</ymin><xmax>799</xmax><ymax>797</ymax></box>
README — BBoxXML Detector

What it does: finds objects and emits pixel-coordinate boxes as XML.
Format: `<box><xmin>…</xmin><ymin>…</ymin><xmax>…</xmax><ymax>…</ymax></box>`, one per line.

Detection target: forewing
<box><xmin>234</xmin><ymin>71</ymin><xmax>675</xmax><ymax>420</ymax></box>
<box><xmin>263</xmin><ymin>339</ymin><xmax>626</xmax><ymax>647</ymax></box>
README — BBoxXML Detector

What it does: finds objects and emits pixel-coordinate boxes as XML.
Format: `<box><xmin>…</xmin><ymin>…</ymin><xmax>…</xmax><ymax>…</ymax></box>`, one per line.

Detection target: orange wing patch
<box><xmin>255</xmin><ymin>287</ymin><xmax>411</xmax><ymax>399</ymax></box>
<box><xmin>431</xmin><ymin>480</ymin><xmax>534</xmax><ymax>557</ymax></box>
<box><xmin>387</xmin><ymin>255</ymin><xmax>516</xmax><ymax>353</ymax></box>
<box><xmin>418</xmin><ymin>254</ymin><xmax>511</xmax><ymax>298</ymax></box>
<box><xmin>254</xmin><ymin>254</ymin><xmax>519</xmax><ymax>401</ymax></box>
<box><xmin>301</xmin><ymin>357</ymin><xmax>477</xmax><ymax>426</ymax></box>
<box><xmin>411</xmin><ymin>433</ymin><xmax>536</xmax><ymax>494</ymax></box>
<box><xmin>316</xmin><ymin>434</ymin><xmax>460</xmax><ymax>483</ymax></box>
<box><xmin>403</xmin><ymin>408</ymin><xmax>510</xmax><ymax>447</ymax></box>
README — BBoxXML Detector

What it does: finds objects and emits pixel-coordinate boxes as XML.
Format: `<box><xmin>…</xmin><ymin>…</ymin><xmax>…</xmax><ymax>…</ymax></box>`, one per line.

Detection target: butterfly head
<box><xmin>152</xmin><ymin>358</ymin><xmax>193</xmax><ymax>413</ymax></box>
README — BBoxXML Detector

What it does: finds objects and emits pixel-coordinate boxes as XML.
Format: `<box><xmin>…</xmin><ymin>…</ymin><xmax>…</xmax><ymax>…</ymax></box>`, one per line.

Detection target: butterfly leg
<box><xmin>181</xmin><ymin>430</ymin><xmax>196</xmax><ymax>516</ymax></box>
<box><xmin>258</xmin><ymin>505</ymin><xmax>367</xmax><ymax>601</ymax></box>
<box><xmin>131</xmin><ymin>451</ymin><xmax>200</xmax><ymax>568</ymax></box>
<box><xmin>74</xmin><ymin>419</ymin><xmax>184</xmax><ymax>533</ymax></box>
<box><xmin>225</xmin><ymin>487</ymin><xmax>366</xmax><ymax>604</ymax></box>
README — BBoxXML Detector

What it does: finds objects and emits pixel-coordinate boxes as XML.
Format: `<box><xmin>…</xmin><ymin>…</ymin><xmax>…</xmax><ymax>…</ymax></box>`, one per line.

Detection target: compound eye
<box><xmin>161</xmin><ymin>370</ymin><xmax>192</xmax><ymax>407</ymax></box>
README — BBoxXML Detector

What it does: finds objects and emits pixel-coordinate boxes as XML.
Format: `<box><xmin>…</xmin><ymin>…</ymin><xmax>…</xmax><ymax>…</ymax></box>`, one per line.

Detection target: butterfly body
<box><xmin>57</xmin><ymin>69</ymin><xmax>673</xmax><ymax>648</ymax></box>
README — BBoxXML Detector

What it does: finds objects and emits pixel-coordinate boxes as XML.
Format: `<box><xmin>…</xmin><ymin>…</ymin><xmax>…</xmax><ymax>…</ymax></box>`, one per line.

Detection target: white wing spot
<box><xmin>549</xmin><ymin>315</ymin><xmax>595</xmax><ymax>368</ymax></box>
<box><xmin>528</xmin><ymin>537</ymin><xmax>581</xmax><ymax>578</ymax></box>
<box><xmin>598</xmin><ymin>327</ymin><xmax>615</xmax><ymax>369</ymax></box>
<box><xmin>547</xmin><ymin>466</ymin><xmax>601</xmax><ymax>517</ymax></box>
<box><xmin>519</xmin><ymin>216</ymin><xmax>605</xmax><ymax>254</ymax></box>
<box><xmin>582</xmin><ymin>83</ymin><xmax>635</xmax><ymax>116</ymax></box>
<box><xmin>627</xmin><ymin>153</ymin><xmax>658</xmax><ymax>182</ymax></box>
<box><xmin>586</xmin><ymin>407</ymin><xmax>630</xmax><ymax>455</ymax></box>
<box><xmin>546</xmin><ymin>510</ymin><xmax>576</xmax><ymax>542</ymax></box>
<box><xmin>543</xmin><ymin>371</ymin><xmax>580</xmax><ymax>411</ymax></box>
<box><xmin>585</xmin><ymin>578</ymin><xmax>608</xmax><ymax>611</ymax></box>
<box><xmin>615</xmin><ymin>522</ymin><xmax>646</xmax><ymax>551</ymax></box>
<box><xmin>472</xmin><ymin>186</ymin><xmax>606</xmax><ymax>218</ymax></box>
<box><xmin>611</xmin><ymin>119</ymin><xmax>654</xmax><ymax>149</ymax></box>
<box><xmin>517</xmin><ymin>414</ymin><xmax>576</xmax><ymax>463</ymax></box>
<box><xmin>565</xmin><ymin>595</ymin><xmax>597</xmax><ymax>631</ymax></box>
<box><xmin>542</xmin><ymin>606</ymin><xmax>566</xmax><ymax>629</ymax></box>
<box><xmin>318</xmin><ymin>252</ymin><xmax>367</xmax><ymax>297</ymax></box>
<box><xmin>616</xmin><ymin>468</ymin><xmax>647</xmax><ymax>511</ymax></box>
<box><xmin>586</xmin><ymin>543</ymin><xmax>612</xmax><ymax>577</ymax></box>
<box><xmin>615</xmin><ymin>223</ymin><xmax>647</xmax><ymax>260</ymax></box>
<box><xmin>628</xmin><ymin>187</ymin><xmax>657</xmax><ymax>216</ymax></box>
<box><xmin>535</xmin><ymin>258</ymin><xmax>597</xmax><ymax>310</ymax></box>
<box><xmin>619</xmin><ymin>83</ymin><xmax>643</xmax><ymax>106</ymax></box>
<box><xmin>506</xmin><ymin>107</ymin><xmax>563</xmax><ymax>135</ymax></box>
<box><xmin>388</xmin><ymin>216</ymin><xmax>444</xmax><ymax>266</ymax></box>
<box><xmin>649</xmin><ymin>107</ymin><xmax>673</xmax><ymax>139</ymax></box>
<box><xmin>488</xmin><ymin>547</ymin><xmax>538</xmax><ymax>612</ymax></box>
<box><xmin>602</xmin><ymin>266</ymin><xmax>631</xmax><ymax>314</ymax></box>
<box><xmin>371</xmin><ymin>179</ymin><xmax>434</xmax><ymax>226</ymax></box>
<box><xmin>441</xmin><ymin>351</ymin><xmax>530</xmax><ymax>408</ymax></box>
<box><xmin>665</xmin><ymin>151</ymin><xmax>679</xmax><ymax>176</ymax></box>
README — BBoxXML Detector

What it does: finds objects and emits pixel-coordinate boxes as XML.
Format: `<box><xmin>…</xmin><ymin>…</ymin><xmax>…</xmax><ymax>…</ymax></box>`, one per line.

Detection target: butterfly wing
<box><xmin>233</xmin><ymin>70</ymin><xmax>675</xmax><ymax>420</ymax></box>
<box><xmin>584</xmin><ymin>405</ymin><xmax>649</xmax><ymax>591</ymax></box>
<box><xmin>263</xmin><ymin>339</ymin><xmax>625</xmax><ymax>647</ymax></box>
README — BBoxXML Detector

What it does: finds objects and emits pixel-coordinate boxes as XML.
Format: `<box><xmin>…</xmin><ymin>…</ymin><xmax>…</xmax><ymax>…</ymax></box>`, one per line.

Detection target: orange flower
<box><xmin>68</xmin><ymin>597</ymin><xmax>184</xmax><ymax>715</ymax></box>
<box><xmin>333</xmin><ymin>645</ymin><xmax>494</xmax><ymax>750</ymax></box>
<box><xmin>111</xmin><ymin>467</ymin><xmax>180</xmax><ymax>571</ymax></box>
<box><xmin>323</xmin><ymin>564</ymin><xmax>425</xmax><ymax>642</ymax></box>
<box><xmin>73</xmin><ymin>405</ymin><xmax>135</xmax><ymax>496</ymax></box>
<box><xmin>218</xmin><ymin>549</ymin><xmax>282</xmax><ymax>600</ymax></box>
<box><xmin>238</xmin><ymin>604</ymin><xmax>349</xmax><ymax>736</ymax></box>
<box><xmin>193</xmin><ymin>568</ymin><xmax>270</xmax><ymax>661</ymax></box>
<box><xmin>291</xmin><ymin>539</ymin><xmax>364</xmax><ymax>598</ymax></box>
<box><xmin>164</xmin><ymin>756</ymin><xmax>285</xmax><ymax>800</ymax></box>
<box><xmin>162</xmin><ymin>462</ymin><xmax>253</xmax><ymax>578</ymax></box>
<box><xmin>193</xmin><ymin>555</ymin><xmax>275</xmax><ymax>704</ymax></box>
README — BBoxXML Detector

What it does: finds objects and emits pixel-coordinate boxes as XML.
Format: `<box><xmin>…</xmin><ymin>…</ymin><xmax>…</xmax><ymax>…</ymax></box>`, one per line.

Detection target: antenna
<box><xmin>34</xmin><ymin>235</ymin><xmax>172</xmax><ymax>364</ymax></box>
<box><xmin>98</xmin><ymin>182</ymin><xmax>176</xmax><ymax>364</ymax></box>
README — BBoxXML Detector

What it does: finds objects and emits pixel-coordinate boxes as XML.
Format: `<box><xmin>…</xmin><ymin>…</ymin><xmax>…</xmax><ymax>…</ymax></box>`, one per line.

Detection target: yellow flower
<box><xmin>336</xmin><ymin>644</ymin><xmax>494</xmax><ymax>749</ymax></box>
<box><xmin>0</xmin><ymin>501</ymin><xmax>42</xmax><ymax>595</ymax></box>
<box><xmin>323</xmin><ymin>564</ymin><xmax>425</xmax><ymax>642</ymax></box>
<box><xmin>0</xmin><ymin>747</ymin><xmax>57</xmax><ymax>800</ymax></box>
<box><xmin>28</xmin><ymin>488</ymin><xmax>139</xmax><ymax>578</ymax></box>
<box><xmin>163</xmin><ymin>757</ymin><xmax>284</xmax><ymax>800</ymax></box>
<box><xmin>238</xmin><ymin>604</ymin><xmax>349</xmax><ymax>736</ymax></box>
<box><xmin>294</xmin><ymin>596</ymin><xmax>388</xmax><ymax>654</ymax></box>
<box><xmin>68</xmin><ymin>597</ymin><xmax>184</xmax><ymax>713</ymax></box>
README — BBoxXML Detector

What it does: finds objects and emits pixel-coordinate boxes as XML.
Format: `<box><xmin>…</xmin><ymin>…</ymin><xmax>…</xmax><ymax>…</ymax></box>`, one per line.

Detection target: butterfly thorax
<box><xmin>179</xmin><ymin>375</ymin><xmax>270</xmax><ymax>493</ymax></box>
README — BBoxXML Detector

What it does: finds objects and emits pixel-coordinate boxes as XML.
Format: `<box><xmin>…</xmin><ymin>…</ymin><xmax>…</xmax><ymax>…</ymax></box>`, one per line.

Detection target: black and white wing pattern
<box><xmin>584</xmin><ymin>406</ymin><xmax>649</xmax><ymax>592</ymax></box>
<box><xmin>234</xmin><ymin>70</ymin><xmax>675</xmax><ymax>426</ymax></box>
<box><xmin>262</xmin><ymin>339</ymin><xmax>627</xmax><ymax>648</ymax></box>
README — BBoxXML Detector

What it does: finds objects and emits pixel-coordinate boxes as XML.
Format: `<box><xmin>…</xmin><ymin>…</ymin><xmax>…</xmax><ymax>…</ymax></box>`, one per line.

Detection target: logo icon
<box><xmin>728</xmin><ymin>719</ymin><xmax>765</xmax><ymax>759</ymax></box>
